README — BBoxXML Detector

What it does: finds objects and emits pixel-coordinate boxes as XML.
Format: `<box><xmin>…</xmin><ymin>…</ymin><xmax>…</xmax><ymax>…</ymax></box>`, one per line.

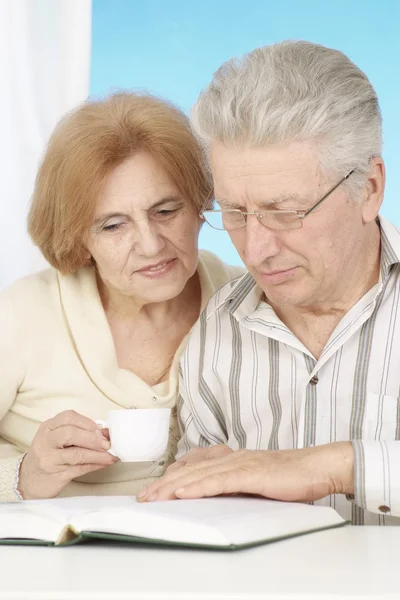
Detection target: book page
<box><xmin>0</xmin><ymin>495</ymin><xmax>344</xmax><ymax>546</ymax></box>
<box><xmin>69</xmin><ymin>496</ymin><xmax>229</xmax><ymax>546</ymax></box>
<box><xmin>32</xmin><ymin>495</ymin><xmax>138</xmax><ymax>520</ymax></box>
<box><xmin>70</xmin><ymin>496</ymin><xmax>345</xmax><ymax>547</ymax></box>
<box><xmin>0</xmin><ymin>502</ymin><xmax>65</xmax><ymax>543</ymax></box>
<box><xmin>0</xmin><ymin>496</ymin><xmax>137</xmax><ymax>543</ymax></box>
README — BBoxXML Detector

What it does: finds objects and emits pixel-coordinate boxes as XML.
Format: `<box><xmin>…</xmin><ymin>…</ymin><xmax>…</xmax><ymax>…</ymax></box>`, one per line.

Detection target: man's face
<box><xmin>209</xmin><ymin>141</ymin><xmax>380</xmax><ymax>310</ymax></box>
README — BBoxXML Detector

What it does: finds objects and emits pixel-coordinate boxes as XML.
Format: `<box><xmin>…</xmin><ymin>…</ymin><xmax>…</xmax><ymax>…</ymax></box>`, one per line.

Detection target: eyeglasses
<box><xmin>200</xmin><ymin>169</ymin><xmax>355</xmax><ymax>232</ymax></box>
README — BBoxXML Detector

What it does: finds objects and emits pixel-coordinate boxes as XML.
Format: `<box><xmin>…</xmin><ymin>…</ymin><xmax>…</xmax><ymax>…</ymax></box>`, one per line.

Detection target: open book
<box><xmin>0</xmin><ymin>495</ymin><xmax>346</xmax><ymax>550</ymax></box>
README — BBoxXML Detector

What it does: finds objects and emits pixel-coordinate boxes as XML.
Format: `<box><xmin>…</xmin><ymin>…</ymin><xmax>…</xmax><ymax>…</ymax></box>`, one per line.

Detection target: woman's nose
<box><xmin>134</xmin><ymin>222</ymin><xmax>166</xmax><ymax>257</ymax></box>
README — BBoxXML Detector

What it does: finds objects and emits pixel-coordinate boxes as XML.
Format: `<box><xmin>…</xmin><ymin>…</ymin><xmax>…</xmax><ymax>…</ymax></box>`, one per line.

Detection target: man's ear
<box><xmin>361</xmin><ymin>157</ymin><xmax>385</xmax><ymax>224</ymax></box>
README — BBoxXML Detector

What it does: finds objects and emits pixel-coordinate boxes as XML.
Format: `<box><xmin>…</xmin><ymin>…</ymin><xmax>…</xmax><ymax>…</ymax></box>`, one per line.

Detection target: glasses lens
<box><xmin>260</xmin><ymin>211</ymin><xmax>301</xmax><ymax>230</ymax></box>
<box><xmin>203</xmin><ymin>210</ymin><xmax>245</xmax><ymax>230</ymax></box>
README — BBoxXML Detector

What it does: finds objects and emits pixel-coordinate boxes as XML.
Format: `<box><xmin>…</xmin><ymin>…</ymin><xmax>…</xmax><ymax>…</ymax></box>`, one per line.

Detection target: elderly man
<box><xmin>138</xmin><ymin>41</ymin><xmax>400</xmax><ymax>524</ymax></box>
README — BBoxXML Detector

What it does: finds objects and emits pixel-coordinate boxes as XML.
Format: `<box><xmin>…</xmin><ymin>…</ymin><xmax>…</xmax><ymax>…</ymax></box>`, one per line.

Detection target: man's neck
<box><xmin>270</xmin><ymin>225</ymin><xmax>382</xmax><ymax>359</ymax></box>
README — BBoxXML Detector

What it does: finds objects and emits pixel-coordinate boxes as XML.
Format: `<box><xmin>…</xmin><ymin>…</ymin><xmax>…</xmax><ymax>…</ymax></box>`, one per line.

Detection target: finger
<box><xmin>141</xmin><ymin>454</ymin><xmax>261</xmax><ymax>502</ymax></box>
<box><xmin>138</xmin><ymin>452</ymin><xmax>236</xmax><ymax>500</ymax></box>
<box><xmin>158</xmin><ymin>466</ymin><xmax>255</xmax><ymax>501</ymax></box>
<box><xmin>48</xmin><ymin>426</ymin><xmax>110</xmax><ymax>451</ymax></box>
<box><xmin>138</xmin><ymin>464</ymin><xmax>194</xmax><ymax>500</ymax></box>
<box><xmin>45</xmin><ymin>410</ymin><xmax>102</xmax><ymax>433</ymax></box>
<box><xmin>58</xmin><ymin>447</ymin><xmax>118</xmax><ymax>467</ymax></box>
<box><xmin>101</xmin><ymin>428</ymin><xmax>110</xmax><ymax>441</ymax></box>
<box><xmin>139</xmin><ymin>464</ymin><xmax>219</xmax><ymax>501</ymax></box>
<box><xmin>175</xmin><ymin>471</ymin><xmax>249</xmax><ymax>499</ymax></box>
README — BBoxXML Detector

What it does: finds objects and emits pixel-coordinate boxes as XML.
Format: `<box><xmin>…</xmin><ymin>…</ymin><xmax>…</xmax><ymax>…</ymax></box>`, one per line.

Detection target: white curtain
<box><xmin>0</xmin><ymin>0</ymin><xmax>92</xmax><ymax>289</ymax></box>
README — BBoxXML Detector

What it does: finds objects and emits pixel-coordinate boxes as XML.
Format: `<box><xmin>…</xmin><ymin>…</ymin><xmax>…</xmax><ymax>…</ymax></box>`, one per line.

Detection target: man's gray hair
<box><xmin>192</xmin><ymin>40</ymin><xmax>382</xmax><ymax>196</ymax></box>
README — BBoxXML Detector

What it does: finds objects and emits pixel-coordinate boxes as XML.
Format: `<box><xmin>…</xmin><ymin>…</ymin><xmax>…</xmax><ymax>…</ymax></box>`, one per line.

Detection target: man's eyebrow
<box><xmin>258</xmin><ymin>193</ymin><xmax>308</xmax><ymax>208</ymax></box>
<box><xmin>92</xmin><ymin>196</ymin><xmax>184</xmax><ymax>225</ymax></box>
<box><xmin>216</xmin><ymin>193</ymin><xmax>308</xmax><ymax>210</ymax></box>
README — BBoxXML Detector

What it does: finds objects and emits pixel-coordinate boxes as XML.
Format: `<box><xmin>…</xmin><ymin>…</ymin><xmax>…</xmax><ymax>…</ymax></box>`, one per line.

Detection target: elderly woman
<box><xmin>0</xmin><ymin>92</ymin><xmax>242</xmax><ymax>502</ymax></box>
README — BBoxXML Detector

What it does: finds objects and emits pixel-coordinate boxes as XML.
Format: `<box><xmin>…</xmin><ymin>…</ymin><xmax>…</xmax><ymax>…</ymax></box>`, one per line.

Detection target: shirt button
<box><xmin>152</xmin><ymin>396</ymin><xmax>157</xmax><ymax>403</ymax></box>
<box><xmin>379</xmin><ymin>505</ymin><xmax>391</xmax><ymax>513</ymax></box>
<box><xmin>309</xmin><ymin>375</ymin><xmax>319</xmax><ymax>385</ymax></box>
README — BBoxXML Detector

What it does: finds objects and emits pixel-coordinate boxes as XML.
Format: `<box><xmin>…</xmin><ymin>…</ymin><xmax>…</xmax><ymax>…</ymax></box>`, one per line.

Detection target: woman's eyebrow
<box><xmin>92</xmin><ymin>196</ymin><xmax>184</xmax><ymax>225</ymax></box>
<box><xmin>92</xmin><ymin>212</ymin><xmax>126</xmax><ymax>226</ymax></box>
<box><xmin>147</xmin><ymin>195</ymin><xmax>184</xmax><ymax>209</ymax></box>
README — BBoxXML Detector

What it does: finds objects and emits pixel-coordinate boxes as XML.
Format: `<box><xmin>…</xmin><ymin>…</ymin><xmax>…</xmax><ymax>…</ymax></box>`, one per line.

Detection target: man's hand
<box><xmin>137</xmin><ymin>442</ymin><xmax>354</xmax><ymax>502</ymax></box>
<box><xmin>18</xmin><ymin>410</ymin><xmax>118</xmax><ymax>499</ymax></box>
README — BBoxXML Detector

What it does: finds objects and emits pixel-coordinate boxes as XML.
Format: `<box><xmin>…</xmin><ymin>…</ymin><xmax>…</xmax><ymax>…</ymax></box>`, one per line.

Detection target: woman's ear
<box><xmin>80</xmin><ymin>245</ymin><xmax>93</xmax><ymax>266</ymax></box>
<box><xmin>361</xmin><ymin>157</ymin><xmax>385</xmax><ymax>224</ymax></box>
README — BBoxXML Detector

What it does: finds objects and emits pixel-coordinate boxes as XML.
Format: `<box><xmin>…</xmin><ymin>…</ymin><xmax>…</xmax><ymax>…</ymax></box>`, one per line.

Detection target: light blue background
<box><xmin>91</xmin><ymin>0</ymin><xmax>400</xmax><ymax>265</ymax></box>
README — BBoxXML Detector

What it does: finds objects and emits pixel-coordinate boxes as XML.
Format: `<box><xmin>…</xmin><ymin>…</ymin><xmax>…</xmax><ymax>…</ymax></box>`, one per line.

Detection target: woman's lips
<box><xmin>135</xmin><ymin>258</ymin><xmax>177</xmax><ymax>278</ymax></box>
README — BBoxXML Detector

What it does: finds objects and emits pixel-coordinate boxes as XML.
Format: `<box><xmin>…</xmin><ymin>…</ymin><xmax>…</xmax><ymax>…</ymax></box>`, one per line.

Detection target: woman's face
<box><xmin>86</xmin><ymin>152</ymin><xmax>202</xmax><ymax>305</ymax></box>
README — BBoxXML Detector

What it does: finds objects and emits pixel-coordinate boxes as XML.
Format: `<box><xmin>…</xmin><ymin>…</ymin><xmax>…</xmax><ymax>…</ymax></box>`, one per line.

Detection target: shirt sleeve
<box><xmin>352</xmin><ymin>439</ymin><xmax>400</xmax><ymax>516</ymax></box>
<box><xmin>176</xmin><ymin>311</ymin><xmax>229</xmax><ymax>459</ymax></box>
<box><xmin>0</xmin><ymin>288</ymin><xmax>26</xmax><ymax>501</ymax></box>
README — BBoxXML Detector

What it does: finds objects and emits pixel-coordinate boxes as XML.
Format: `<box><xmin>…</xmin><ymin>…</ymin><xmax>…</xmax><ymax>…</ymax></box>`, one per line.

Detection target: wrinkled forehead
<box><xmin>209</xmin><ymin>140</ymin><xmax>323</xmax><ymax>205</ymax></box>
<box><xmin>96</xmin><ymin>153</ymin><xmax>181</xmax><ymax>213</ymax></box>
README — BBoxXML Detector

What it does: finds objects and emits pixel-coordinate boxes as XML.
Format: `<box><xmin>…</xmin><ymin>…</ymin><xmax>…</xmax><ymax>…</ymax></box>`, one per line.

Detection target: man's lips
<box><xmin>258</xmin><ymin>267</ymin><xmax>298</xmax><ymax>285</ymax></box>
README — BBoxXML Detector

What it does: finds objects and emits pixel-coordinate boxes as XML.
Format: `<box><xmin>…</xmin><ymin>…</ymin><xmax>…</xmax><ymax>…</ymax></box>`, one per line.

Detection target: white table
<box><xmin>0</xmin><ymin>526</ymin><xmax>399</xmax><ymax>600</ymax></box>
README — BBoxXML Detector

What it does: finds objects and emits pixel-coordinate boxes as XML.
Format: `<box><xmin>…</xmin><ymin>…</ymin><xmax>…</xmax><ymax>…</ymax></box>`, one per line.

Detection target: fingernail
<box><xmin>147</xmin><ymin>493</ymin><xmax>157</xmax><ymax>502</ymax></box>
<box><xmin>137</xmin><ymin>489</ymin><xmax>146</xmax><ymax>499</ymax></box>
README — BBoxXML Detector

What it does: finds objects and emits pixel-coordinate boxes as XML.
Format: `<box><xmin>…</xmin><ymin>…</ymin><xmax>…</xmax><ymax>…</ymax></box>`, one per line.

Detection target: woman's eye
<box><xmin>154</xmin><ymin>208</ymin><xmax>179</xmax><ymax>219</ymax></box>
<box><xmin>103</xmin><ymin>223</ymin><xmax>121</xmax><ymax>232</ymax></box>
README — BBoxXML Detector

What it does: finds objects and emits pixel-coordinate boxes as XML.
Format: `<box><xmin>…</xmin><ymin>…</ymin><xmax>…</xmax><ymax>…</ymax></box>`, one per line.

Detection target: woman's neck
<box><xmin>96</xmin><ymin>270</ymin><xmax>201</xmax><ymax>328</ymax></box>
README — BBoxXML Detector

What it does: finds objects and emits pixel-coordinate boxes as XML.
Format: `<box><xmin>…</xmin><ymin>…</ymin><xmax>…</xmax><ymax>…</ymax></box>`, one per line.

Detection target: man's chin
<box><xmin>255</xmin><ymin>278</ymin><xmax>303</xmax><ymax>308</ymax></box>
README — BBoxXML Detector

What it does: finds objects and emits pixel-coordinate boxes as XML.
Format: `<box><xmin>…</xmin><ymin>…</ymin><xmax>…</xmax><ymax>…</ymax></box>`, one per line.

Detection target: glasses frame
<box><xmin>200</xmin><ymin>169</ymin><xmax>355</xmax><ymax>231</ymax></box>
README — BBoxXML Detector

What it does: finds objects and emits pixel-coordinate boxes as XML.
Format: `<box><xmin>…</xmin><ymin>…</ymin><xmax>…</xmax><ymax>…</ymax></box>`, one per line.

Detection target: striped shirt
<box><xmin>177</xmin><ymin>216</ymin><xmax>400</xmax><ymax>525</ymax></box>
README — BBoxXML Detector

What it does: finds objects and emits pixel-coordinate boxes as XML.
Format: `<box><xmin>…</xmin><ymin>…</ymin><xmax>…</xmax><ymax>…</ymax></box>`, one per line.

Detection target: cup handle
<box><xmin>95</xmin><ymin>419</ymin><xmax>117</xmax><ymax>457</ymax></box>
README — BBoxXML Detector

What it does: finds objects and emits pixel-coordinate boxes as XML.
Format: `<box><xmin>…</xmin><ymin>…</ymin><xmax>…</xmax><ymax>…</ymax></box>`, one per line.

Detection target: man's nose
<box><xmin>242</xmin><ymin>214</ymin><xmax>281</xmax><ymax>267</ymax></box>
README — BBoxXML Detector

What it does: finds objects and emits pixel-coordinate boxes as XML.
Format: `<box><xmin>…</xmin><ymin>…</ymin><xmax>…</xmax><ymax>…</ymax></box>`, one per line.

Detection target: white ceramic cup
<box><xmin>96</xmin><ymin>408</ymin><xmax>171</xmax><ymax>462</ymax></box>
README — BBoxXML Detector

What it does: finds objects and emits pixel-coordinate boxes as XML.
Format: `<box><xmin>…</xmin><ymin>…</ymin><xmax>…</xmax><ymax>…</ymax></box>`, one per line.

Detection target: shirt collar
<box><xmin>378</xmin><ymin>215</ymin><xmax>400</xmax><ymax>280</ymax></box>
<box><xmin>223</xmin><ymin>215</ymin><xmax>400</xmax><ymax>321</ymax></box>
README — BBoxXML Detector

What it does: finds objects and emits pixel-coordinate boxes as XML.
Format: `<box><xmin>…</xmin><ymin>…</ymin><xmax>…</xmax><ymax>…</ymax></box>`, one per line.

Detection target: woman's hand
<box><xmin>18</xmin><ymin>410</ymin><xmax>118</xmax><ymax>499</ymax></box>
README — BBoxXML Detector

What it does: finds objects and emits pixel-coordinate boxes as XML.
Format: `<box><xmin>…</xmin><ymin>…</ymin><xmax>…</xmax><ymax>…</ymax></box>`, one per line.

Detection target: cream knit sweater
<box><xmin>0</xmin><ymin>250</ymin><xmax>243</xmax><ymax>501</ymax></box>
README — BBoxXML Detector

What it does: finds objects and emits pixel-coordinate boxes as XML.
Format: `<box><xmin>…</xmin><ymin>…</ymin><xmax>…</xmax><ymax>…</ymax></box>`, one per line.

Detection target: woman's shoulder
<box><xmin>198</xmin><ymin>249</ymin><xmax>245</xmax><ymax>281</ymax></box>
<box><xmin>0</xmin><ymin>268</ymin><xmax>59</xmax><ymax>312</ymax></box>
<box><xmin>197</xmin><ymin>250</ymin><xmax>246</xmax><ymax>303</ymax></box>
